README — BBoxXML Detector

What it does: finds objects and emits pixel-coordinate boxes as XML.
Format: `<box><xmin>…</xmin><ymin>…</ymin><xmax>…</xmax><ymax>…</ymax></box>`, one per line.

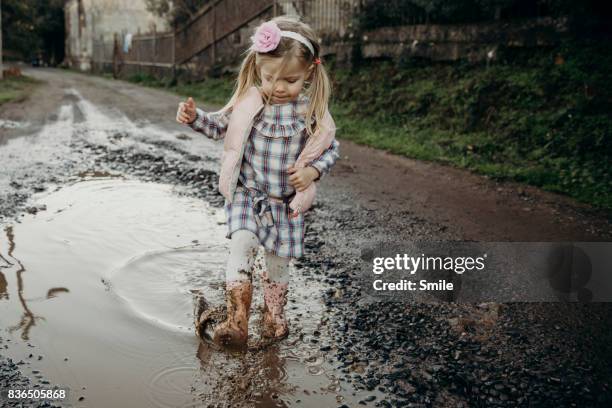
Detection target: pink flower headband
<box><xmin>250</xmin><ymin>21</ymin><xmax>320</xmax><ymax>64</ymax></box>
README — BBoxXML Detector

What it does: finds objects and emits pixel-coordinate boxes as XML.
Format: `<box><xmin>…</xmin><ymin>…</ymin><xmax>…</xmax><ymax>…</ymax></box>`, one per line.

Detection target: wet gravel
<box><xmin>93</xmin><ymin>139</ymin><xmax>226</xmax><ymax>208</ymax></box>
<box><xmin>296</xmin><ymin>195</ymin><xmax>612</xmax><ymax>407</ymax></box>
<box><xmin>0</xmin><ymin>336</ymin><xmax>62</xmax><ymax>407</ymax></box>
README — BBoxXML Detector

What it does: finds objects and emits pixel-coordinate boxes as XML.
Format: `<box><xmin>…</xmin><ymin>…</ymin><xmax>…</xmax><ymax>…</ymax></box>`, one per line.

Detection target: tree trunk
<box><xmin>1</xmin><ymin>0</ymin><xmax>4</xmax><ymax>80</ymax></box>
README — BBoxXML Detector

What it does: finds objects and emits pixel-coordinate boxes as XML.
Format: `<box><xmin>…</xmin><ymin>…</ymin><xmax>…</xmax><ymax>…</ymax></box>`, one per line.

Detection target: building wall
<box><xmin>64</xmin><ymin>0</ymin><xmax>169</xmax><ymax>71</ymax></box>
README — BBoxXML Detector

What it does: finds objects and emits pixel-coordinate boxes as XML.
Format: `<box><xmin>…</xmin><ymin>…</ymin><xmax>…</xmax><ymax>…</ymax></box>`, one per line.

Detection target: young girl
<box><xmin>176</xmin><ymin>16</ymin><xmax>340</xmax><ymax>348</ymax></box>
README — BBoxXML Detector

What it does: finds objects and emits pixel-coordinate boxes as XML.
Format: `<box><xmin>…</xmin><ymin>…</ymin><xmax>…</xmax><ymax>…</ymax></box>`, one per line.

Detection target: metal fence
<box><xmin>93</xmin><ymin>32</ymin><xmax>174</xmax><ymax>68</ymax></box>
<box><xmin>125</xmin><ymin>33</ymin><xmax>175</xmax><ymax>68</ymax></box>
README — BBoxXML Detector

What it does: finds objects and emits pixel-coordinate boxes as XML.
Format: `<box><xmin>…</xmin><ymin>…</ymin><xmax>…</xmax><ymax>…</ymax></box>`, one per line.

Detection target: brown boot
<box><xmin>261</xmin><ymin>281</ymin><xmax>289</xmax><ymax>339</ymax></box>
<box><xmin>212</xmin><ymin>280</ymin><xmax>253</xmax><ymax>347</ymax></box>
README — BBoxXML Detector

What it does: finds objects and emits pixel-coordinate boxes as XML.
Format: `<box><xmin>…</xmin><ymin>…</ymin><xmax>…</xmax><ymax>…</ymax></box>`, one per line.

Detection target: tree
<box><xmin>0</xmin><ymin>0</ymin><xmax>65</xmax><ymax>64</ymax></box>
<box><xmin>1</xmin><ymin>0</ymin><xmax>3</xmax><ymax>79</ymax></box>
<box><xmin>145</xmin><ymin>0</ymin><xmax>211</xmax><ymax>29</ymax></box>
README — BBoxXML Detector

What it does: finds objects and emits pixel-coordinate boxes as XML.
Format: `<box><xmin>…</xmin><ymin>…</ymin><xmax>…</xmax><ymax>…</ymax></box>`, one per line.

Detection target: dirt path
<box><xmin>324</xmin><ymin>142</ymin><xmax>612</xmax><ymax>242</ymax></box>
<box><xmin>3</xmin><ymin>67</ymin><xmax>610</xmax><ymax>240</ymax></box>
<box><xmin>1</xmin><ymin>68</ymin><xmax>611</xmax><ymax>408</ymax></box>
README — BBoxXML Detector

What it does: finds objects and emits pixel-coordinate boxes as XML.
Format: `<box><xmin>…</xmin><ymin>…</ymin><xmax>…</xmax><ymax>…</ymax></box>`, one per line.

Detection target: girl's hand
<box><xmin>176</xmin><ymin>97</ymin><xmax>197</xmax><ymax>124</ymax></box>
<box><xmin>287</xmin><ymin>165</ymin><xmax>319</xmax><ymax>192</ymax></box>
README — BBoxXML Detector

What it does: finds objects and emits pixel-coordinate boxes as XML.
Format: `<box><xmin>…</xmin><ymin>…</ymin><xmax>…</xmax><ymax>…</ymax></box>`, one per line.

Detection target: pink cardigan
<box><xmin>217</xmin><ymin>86</ymin><xmax>336</xmax><ymax>214</ymax></box>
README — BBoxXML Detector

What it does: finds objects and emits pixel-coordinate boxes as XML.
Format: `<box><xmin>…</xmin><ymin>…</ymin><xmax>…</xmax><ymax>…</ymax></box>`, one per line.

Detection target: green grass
<box><xmin>118</xmin><ymin>38</ymin><xmax>612</xmax><ymax>210</ymax></box>
<box><xmin>126</xmin><ymin>72</ymin><xmax>234</xmax><ymax>107</ymax></box>
<box><xmin>0</xmin><ymin>75</ymin><xmax>41</xmax><ymax>105</ymax></box>
<box><xmin>328</xmin><ymin>39</ymin><xmax>612</xmax><ymax>210</ymax></box>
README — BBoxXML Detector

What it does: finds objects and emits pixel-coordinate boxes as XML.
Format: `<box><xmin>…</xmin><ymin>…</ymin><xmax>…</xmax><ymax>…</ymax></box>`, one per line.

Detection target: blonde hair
<box><xmin>218</xmin><ymin>15</ymin><xmax>332</xmax><ymax>138</ymax></box>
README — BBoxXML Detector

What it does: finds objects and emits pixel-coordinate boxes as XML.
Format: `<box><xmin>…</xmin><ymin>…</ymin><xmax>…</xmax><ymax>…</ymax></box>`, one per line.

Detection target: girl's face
<box><xmin>258</xmin><ymin>56</ymin><xmax>313</xmax><ymax>105</ymax></box>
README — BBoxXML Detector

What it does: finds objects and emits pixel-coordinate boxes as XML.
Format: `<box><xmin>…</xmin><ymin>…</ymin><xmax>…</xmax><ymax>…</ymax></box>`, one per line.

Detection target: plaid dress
<box><xmin>189</xmin><ymin>94</ymin><xmax>340</xmax><ymax>259</ymax></box>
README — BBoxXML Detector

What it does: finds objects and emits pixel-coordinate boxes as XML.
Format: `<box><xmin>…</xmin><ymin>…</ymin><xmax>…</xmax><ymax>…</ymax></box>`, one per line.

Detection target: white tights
<box><xmin>225</xmin><ymin>229</ymin><xmax>291</xmax><ymax>284</ymax></box>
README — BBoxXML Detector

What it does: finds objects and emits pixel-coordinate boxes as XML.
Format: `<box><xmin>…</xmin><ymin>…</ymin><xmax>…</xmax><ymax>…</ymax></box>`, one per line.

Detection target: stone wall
<box><xmin>358</xmin><ymin>17</ymin><xmax>570</xmax><ymax>63</ymax></box>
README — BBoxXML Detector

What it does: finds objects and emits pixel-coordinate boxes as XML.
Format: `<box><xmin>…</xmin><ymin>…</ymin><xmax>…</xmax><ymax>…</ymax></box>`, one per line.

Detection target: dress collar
<box><xmin>260</xmin><ymin>94</ymin><xmax>309</xmax><ymax>126</ymax></box>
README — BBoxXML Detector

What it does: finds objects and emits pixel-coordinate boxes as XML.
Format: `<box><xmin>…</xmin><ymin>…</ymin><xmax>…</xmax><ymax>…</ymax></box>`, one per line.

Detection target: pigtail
<box><xmin>304</xmin><ymin>59</ymin><xmax>332</xmax><ymax>138</ymax></box>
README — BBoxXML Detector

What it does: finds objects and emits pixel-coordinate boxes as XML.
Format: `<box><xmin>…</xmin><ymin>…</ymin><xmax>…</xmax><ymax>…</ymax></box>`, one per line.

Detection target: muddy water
<box><xmin>0</xmin><ymin>176</ymin><xmax>378</xmax><ymax>407</ymax></box>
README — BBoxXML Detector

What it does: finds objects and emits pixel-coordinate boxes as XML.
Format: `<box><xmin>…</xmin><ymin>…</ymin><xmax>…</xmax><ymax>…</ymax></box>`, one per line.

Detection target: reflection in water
<box><xmin>0</xmin><ymin>271</ymin><xmax>8</xmax><ymax>300</ymax></box>
<box><xmin>253</xmin><ymin>345</ymin><xmax>291</xmax><ymax>408</ymax></box>
<box><xmin>0</xmin><ymin>250</ymin><xmax>12</xmax><ymax>268</ymax></box>
<box><xmin>0</xmin><ymin>268</ymin><xmax>8</xmax><ymax>300</ymax></box>
<box><xmin>46</xmin><ymin>287</ymin><xmax>70</xmax><ymax>299</ymax></box>
<box><xmin>192</xmin><ymin>341</ymin><xmax>292</xmax><ymax>408</ymax></box>
<box><xmin>1</xmin><ymin>225</ymin><xmax>70</xmax><ymax>340</ymax></box>
<box><xmin>0</xmin><ymin>226</ymin><xmax>14</xmax><ymax>301</ymax></box>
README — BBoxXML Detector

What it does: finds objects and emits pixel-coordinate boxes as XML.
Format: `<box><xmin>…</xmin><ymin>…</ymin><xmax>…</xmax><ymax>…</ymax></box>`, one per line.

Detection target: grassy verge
<box><xmin>124</xmin><ymin>72</ymin><xmax>234</xmax><ymax>107</ymax></box>
<box><xmin>118</xmin><ymin>38</ymin><xmax>612</xmax><ymax>210</ymax></box>
<box><xmin>0</xmin><ymin>75</ymin><xmax>41</xmax><ymax>105</ymax></box>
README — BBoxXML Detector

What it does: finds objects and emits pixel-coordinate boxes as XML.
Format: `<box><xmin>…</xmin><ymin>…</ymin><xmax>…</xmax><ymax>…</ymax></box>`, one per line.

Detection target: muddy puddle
<box><xmin>0</xmin><ymin>176</ymin><xmax>381</xmax><ymax>407</ymax></box>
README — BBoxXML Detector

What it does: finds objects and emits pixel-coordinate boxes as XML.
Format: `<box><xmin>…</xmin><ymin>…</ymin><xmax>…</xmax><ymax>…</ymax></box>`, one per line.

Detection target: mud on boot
<box><xmin>192</xmin><ymin>289</ymin><xmax>225</xmax><ymax>342</ymax></box>
<box><xmin>261</xmin><ymin>280</ymin><xmax>289</xmax><ymax>340</ymax></box>
<box><xmin>212</xmin><ymin>280</ymin><xmax>253</xmax><ymax>348</ymax></box>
